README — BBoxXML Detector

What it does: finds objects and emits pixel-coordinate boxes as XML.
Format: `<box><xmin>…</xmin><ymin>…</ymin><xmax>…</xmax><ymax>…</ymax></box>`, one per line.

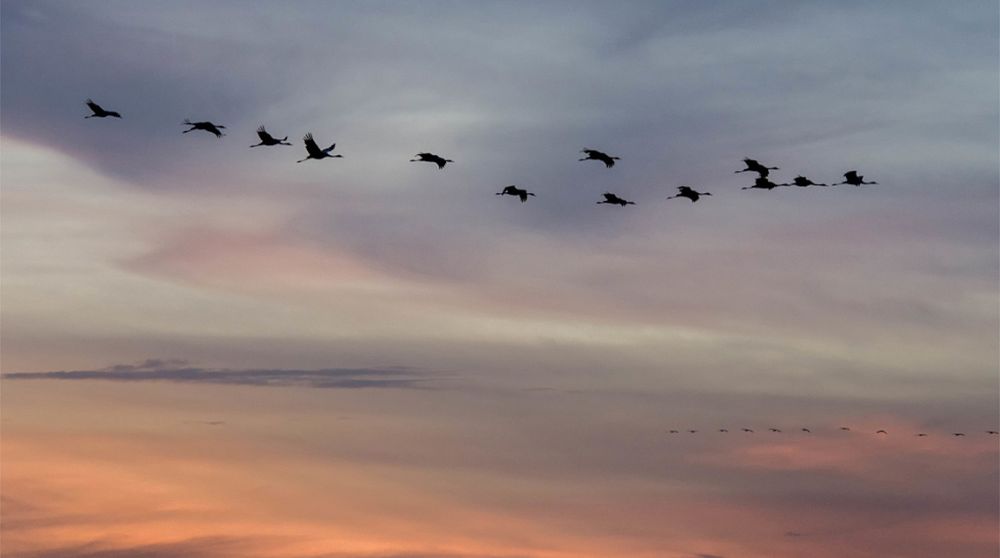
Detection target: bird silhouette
<box><xmin>915</xmin><ymin>433</ymin><xmax>928</xmax><ymax>437</ymax></box>
<box><xmin>410</xmin><ymin>152</ymin><xmax>454</xmax><ymax>169</ymax></box>
<box><xmin>742</xmin><ymin>177</ymin><xmax>787</xmax><ymax>191</ymax></box>
<box><xmin>953</xmin><ymin>433</ymin><xmax>966</xmax><ymax>437</ymax></box>
<box><xmin>597</xmin><ymin>192</ymin><xmax>635</xmax><ymax>206</ymax></box>
<box><xmin>182</xmin><ymin>119</ymin><xmax>226</xmax><ymax>138</ymax></box>
<box><xmin>579</xmin><ymin>149</ymin><xmax>620</xmax><ymax>168</ymax></box>
<box><xmin>667</xmin><ymin>185</ymin><xmax>712</xmax><ymax>203</ymax></box>
<box><xmin>85</xmin><ymin>99</ymin><xmax>121</xmax><ymax>119</ymax></box>
<box><xmin>688</xmin><ymin>430</ymin><xmax>698</xmax><ymax>434</ymax></box>
<box><xmin>735</xmin><ymin>158</ymin><xmax>778</xmax><ymax>178</ymax></box>
<box><xmin>833</xmin><ymin>170</ymin><xmax>877</xmax><ymax>186</ymax></box>
<box><xmin>250</xmin><ymin>126</ymin><xmax>291</xmax><ymax>147</ymax></box>
<box><xmin>782</xmin><ymin>176</ymin><xmax>828</xmax><ymax>187</ymax></box>
<box><xmin>769</xmin><ymin>428</ymin><xmax>782</xmax><ymax>433</ymax></box>
<box><xmin>987</xmin><ymin>431</ymin><xmax>999</xmax><ymax>435</ymax></box>
<box><xmin>719</xmin><ymin>429</ymin><xmax>729</xmax><ymax>433</ymax></box>
<box><xmin>875</xmin><ymin>430</ymin><xmax>888</xmax><ymax>435</ymax></box>
<box><xmin>297</xmin><ymin>133</ymin><xmax>342</xmax><ymax>163</ymax></box>
<box><xmin>801</xmin><ymin>428</ymin><xmax>811</xmax><ymax>433</ymax></box>
<box><xmin>496</xmin><ymin>185</ymin><xmax>535</xmax><ymax>203</ymax></box>
<box><xmin>668</xmin><ymin>430</ymin><xmax>680</xmax><ymax>434</ymax></box>
<box><xmin>839</xmin><ymin>426</ymin><xmax>851</xmax><ymax>431</ymax></box>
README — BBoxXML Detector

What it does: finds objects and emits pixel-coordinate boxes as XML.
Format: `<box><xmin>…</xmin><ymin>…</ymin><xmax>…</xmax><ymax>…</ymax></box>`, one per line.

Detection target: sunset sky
<box><xmin>2</xmin><ymin>1</ymin><xmax>998</xmax><ymax>557</ymax></box>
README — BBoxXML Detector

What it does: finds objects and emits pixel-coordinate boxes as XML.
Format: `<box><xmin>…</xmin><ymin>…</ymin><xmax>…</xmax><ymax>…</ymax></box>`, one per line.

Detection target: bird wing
<box><xmin>303</xmin><ymin>134</ymin><xmax>323</xmax><ymax>157</ymax></box>
<box><xmin>518</xmin><ymin>190</ymin><xmax>529</xmax><ymax>202</ymax></box>
<box><xmin>86</xmin><ymin>99</ymin><xmax>103</xmax><ymax>113</ymax></box>
<box><xmin>845</xmin><ymin>170</ymin><xmax>859</xmax><ymax>180</ymax></box>
<box><xmin>602</xmin><ymin>193</ymin><xmax>616</xmax><ymax>202</ymax></box>
<box><xmin>257</xmin><ymin>127</ymin><xmax>273</xmax><ymax>142</ymax></box>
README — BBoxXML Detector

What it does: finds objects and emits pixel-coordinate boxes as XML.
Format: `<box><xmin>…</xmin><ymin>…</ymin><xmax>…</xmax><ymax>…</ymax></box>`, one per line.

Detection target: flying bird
<box><xmin>839</xmin><ymin>427</ymin><xmax>851</xmax><ymax>431</ymax></box>
<box><xmin>668</xmin><ymin>430</ymin><xmax>680</xmax><ymax>434</ymax></box>
<box><xmin>182</xmin><ymin>119</ymin><xmax>226</xmax><ymax>138</ymax></box>
<box><xmin>597</xmin><ymin>192</ymin><xmax>635</xmax><ymax>206</ymax></box>
<box><xmin>801</xmin><ymin>428</ymin><xmax>811</xmax><ymax>433</ymax></box>
<box><xmin>667</xmin><ymin>185</ymin><xmax>712</xmax><ymax>203</ymax></box>
<box><xmin>735</xmin><ymin>158</ymin><xmax>778</xmax><ymax>177</ymax></box>
<box><xmin>875</xmin><ymin>430</ymin><xmax>888</xmax><ymax>435</ymax></box>
<box><xmin>84</xmin><ymin>99</ymin><xmax>121</xmax><ymax>119</ymax></box>
<box><xmin>250</xmin><ymin>126</ymin><xmax>291</xmax><ymax>147</ymax></box>
<box><xmin>688</xmin><ymin>430</ymin><xmax>698</xmax><ymax>434</ymax></box>
<box><xmin>953</xmin><ymin>433</ymin><xmax>966</xmax><ymax>437</ymax></box>
<box><xmin>915</xmin><ymin>433</ymin><xmax>928</xmax><ymax>437</ymax></box>
<box><xmin>742</xmin><ymin>177</ymin><xmax>786</xmax><ymax>191</ymax></box>
<box><xmin>769</xmin><ymin>428</ymin><xmax>782</xmax><ymax>433</ymax></box>
<box><xmin>833</xmin><ymin>170</ymin><xmax>877</xmax><ymax>186</ymax></box>
<box><xmin>579</xmin><ymin>149</ymin><xmax>620</xmax><ymax>168</ymax></box>
<box><xmin>782</xmin><ymin>176</ymin><xmax>828</xmax><ymax>187</ymax></box>
<box><xmin>741</xmin><ymin>428</ymin><xmax>754</xmax><ymax>433</ymax></box>
<box><xmin>410</xmin><ymin>152</ymin><xmax>454</xmax><ymax>169</ymax></box>
<box><xmin>719</xmin><ymin>429</ymin><xmax>729</xmax><ymax>433</ymax></box>
<box><xmin>987</xmin><ymin>431</ymin><xmax>999</xmax><ymax>435</ymax></box>
<box><xmin>496</xmin><ymin>185</ymin><xmax>535</xmax><ymax>203</ymax></box>
<box><xmin>297</xmin><ymin>133</ymin><xmax>342</xmax><ymax>163</ymax></box>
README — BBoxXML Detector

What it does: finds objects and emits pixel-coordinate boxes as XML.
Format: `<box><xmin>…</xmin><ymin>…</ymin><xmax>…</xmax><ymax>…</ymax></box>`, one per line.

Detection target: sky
<box><xmin>1</xmin><ymin>1</ymin><xmax>998</xmax><ymax>557</ymax></box>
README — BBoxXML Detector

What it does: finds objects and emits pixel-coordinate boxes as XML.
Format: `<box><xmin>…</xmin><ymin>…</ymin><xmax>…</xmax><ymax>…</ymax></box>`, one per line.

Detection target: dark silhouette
<box><xmin>183</xmin><ymin>119</ymin><xmax>226</xmax><ymax>138</ymax></box>
<box><xmin>496</xmin><ymin>185</ymin><xmax>535</xmax><ymax>203</ymax></box>
<box><xmin>801</xmin><ymin>428</ymin><xmax>811</xmax><ymax>433</ymax></box>
<box><xmin>876</xmin><ymin>430</ymin><xmax>888</xmax><ymax>434</ymax></box>
<box><xmin>916</xmin><ymin>433</ymin><xmax>928</xmax><ymax>437</ymax></box>
<box><xmin>250</xmin><ymin>126</ymin><xmax>291</xmax><ymax>147</ymax></box>
<box><xmin>742</xmin><ymin>177</ymin><xmax>786</xmax><ymax>191</ymax></box>
<box><xmin>597</xmin><ymin>192</ymin><xmax>635</xmax><ymax>206</ymax></box>
<box><xmin>782</xmin><ymin>176</ymin><xmax>828</xmax><ymax>187</ymax></box>
<box><xmin>953</xmin><ymin>433</ymin><xmax>966</xmax><ymax>437</ymax></box>
<box><xmin>719</xmin><ymin>429</ymin><xmax>729</xmax><ymax>433</ymax></box>
<box><xmin>85</xmin><ymin>99</ymin><xmax>121</xmax><ymax>119</ymax></box>
<box><xmin>735</xmin><ymin>158</ymin><xmax>778</xmax><ymax>178</ymax></box>
<box><xmin>667</xmin><ymin>185</ymin><xmax>712</xmax><ymax>203</ymax></box>
<box><xmin>410</xmin><ymin>152</ymin><xmax>454</xmax><ymax>169</ymax></box>
<box><xmin>297</xmin><ymin>133</ymin><xmax>342</xmax><ymax>163</ymax></box>
<box><xmin>769</xmin><ymin>428</ymin><xmax>782</xmax><ymax>433</ymax></box>
<box><xmin>741</xmin><ymin>428</ymin><xmax>754</xmax><ymax>433</ymax></box>
<box><xmin>579</xmin><ymin>148</ymin><xmax>620</xmax><ymax>168</ymax></box>
<box><xmin>833</xmin><ymin>170</ymin><xmax>877</xmax><ymax>186</ymax></box>
<box><xmin>839</xmin><ymin>426</ymin><xmax>851</xmax><ymax>431</ymax></box>
<box><xmin>988</xmin><ymin>431</ymin><xmax>999</xmax><ymax>435</ymax></box>
<box><xmin>668</xmin><ymin>430</ymin><xmax>680</xmax><ymax>434</ymax></box>
<box><xmin>688</xmin><ymin>430</ymin><xmax>698</xmax><ymax>434</ymax></box>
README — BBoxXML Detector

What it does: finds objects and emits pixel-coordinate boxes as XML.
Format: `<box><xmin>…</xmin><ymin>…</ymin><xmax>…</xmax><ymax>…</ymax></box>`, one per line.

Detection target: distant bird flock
<box><xmin>667</xmin><ymin>427</ymin><xmax>999</xmax><ymax>438</ymax></box>
<box><xmin>83</xmin><ymin>99</ymin><xmax>880</xmax><ymax>205</ymax></box>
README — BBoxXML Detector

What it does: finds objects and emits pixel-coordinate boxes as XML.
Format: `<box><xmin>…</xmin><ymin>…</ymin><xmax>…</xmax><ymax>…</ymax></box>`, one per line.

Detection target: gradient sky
<box><xmin>2</xmin><ymin>1</ymin><xmax>998</xmax><ymax>557</ymax></box>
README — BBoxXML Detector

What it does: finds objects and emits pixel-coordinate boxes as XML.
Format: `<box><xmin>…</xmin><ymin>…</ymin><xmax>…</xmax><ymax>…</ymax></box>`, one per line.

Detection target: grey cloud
<box><xmin>7</xmin><ymin>537</ymin><xmax>261</xmax><ymax>558</ymax></box>
<box><xmin>3</xmin><ymin>359</ymin><xmax>434</xmax><ymax>389</ymax></box>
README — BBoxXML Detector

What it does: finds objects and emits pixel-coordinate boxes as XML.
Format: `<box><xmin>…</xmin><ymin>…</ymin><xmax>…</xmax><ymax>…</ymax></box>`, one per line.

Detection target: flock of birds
<box><xmin>82</xmin><ymin>99</ymin><xmax>1000</xmax><ymax>440</ymax></box>
<box><xmin>84</xmin><ymin>99</ymin><xmax>880</xmax><ymax>203</ymax></box>
<box><xmin>668</xmin><ymin>426</ymin><xmax>1000</xmax><ymax>437</ymax></box>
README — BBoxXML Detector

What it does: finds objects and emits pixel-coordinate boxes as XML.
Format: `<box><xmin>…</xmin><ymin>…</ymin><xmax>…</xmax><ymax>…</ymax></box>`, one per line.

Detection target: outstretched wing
<box><xmin>844</xmin><ymin>170</ymin><xmax>859</xmax><ymax>180</ymax></box>
<box><xmin>257</xmin><ymin>126</ymin><xmax>274</xmax><ymax>142</ymax></box>
<box><xmin>86</xmin><ymin>99</ymin><xmax>104</xmax><ymax>114</ymax></box>
<box><xmin>602</xmin><ymin>192</ymin><xmax>616</xmax><ymax>202</ymax></box>
<box><xmin>303</xmin><ymin>133</ymin><xmax>323</xmax><ymax>157</ymax></box>
<box><xmin>323</xmin><ymin>143</ymin><xmax>337</xmax><ymax>154</ymax></box>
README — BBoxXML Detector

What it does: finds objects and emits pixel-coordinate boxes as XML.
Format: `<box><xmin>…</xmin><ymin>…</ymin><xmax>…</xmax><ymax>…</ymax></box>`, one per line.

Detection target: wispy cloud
<box><xmin>3</xmin><ymin>359</ymin><xmax>434</xmax><ymax>389</ymax></box>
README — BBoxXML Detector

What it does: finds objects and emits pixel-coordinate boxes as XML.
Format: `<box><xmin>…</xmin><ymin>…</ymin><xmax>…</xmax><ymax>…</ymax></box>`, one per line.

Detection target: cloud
<box><xmin>3</xmin><ymin>359</ymin><xmax>434</xmax><ymax>389</ymax></box>
<box><xmin>7</xmin><ymin>537</ymin><xmax>261</xmax><ymax>558</ymax></box>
